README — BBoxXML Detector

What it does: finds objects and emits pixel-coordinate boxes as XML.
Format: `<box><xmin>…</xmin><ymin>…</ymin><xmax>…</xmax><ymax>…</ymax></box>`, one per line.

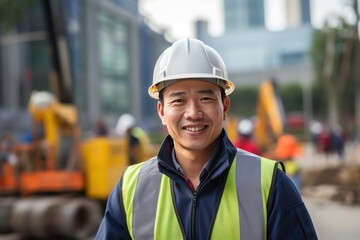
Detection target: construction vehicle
<box><xmin>0</xmin><ymin>2</ymin><xmax>148</xmax><ymax>239</ymax></box>
<box><xmin>227</xmin><ymin>79</ymin><xmax>288</xmax><ymax>155</ymax></box>
<box><xmin>253</xmin><ymin>79</ymin><xmax>287</xmax><ymax>152</ymax></box>
<box><xmin>227</xmin><ymin>79</ymin><xmax>304</xmax><ymax>188</ymax></box>
<box><xmin>0</xmin><ymin>90</ymin><xmax>132</xmax><ymax>239</ymax></box>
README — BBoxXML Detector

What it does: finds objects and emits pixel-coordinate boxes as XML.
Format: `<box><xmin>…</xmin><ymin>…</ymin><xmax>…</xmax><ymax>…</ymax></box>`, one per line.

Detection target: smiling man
<box><xmin>95</xmin><ymin>38</ymin><xmax>317</xmax><ymax>240</ymax></box>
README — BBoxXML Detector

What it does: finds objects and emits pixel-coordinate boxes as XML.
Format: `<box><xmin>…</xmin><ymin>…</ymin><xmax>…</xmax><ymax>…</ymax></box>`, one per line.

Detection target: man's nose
<box><xmin>184</xmin><ymin>101</ymin><xmax>203</xmax><ymax>119</ymax></box>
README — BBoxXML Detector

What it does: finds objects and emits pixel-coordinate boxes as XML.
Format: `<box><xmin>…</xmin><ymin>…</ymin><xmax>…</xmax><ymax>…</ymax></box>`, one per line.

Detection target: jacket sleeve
<box><xmin>95</xmin><ymin>177</ymin><xmax>132</xmax><ymax>240</ymax></box>
<box><xmin>267</xmin><ymin>169</ymin><xmax>318</xmax><ymax>240</ymax></box>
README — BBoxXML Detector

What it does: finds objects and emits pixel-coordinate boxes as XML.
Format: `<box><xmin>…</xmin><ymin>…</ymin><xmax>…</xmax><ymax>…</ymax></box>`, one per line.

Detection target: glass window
<box><xmin>98</xmin><ymin>10</ymin><xmax>130</xmax><ymax>119</ymax></box>
<box><xmin>281</xmin><ymin>52</ymin><xmax>305</xmax><ymax>65</ymax></box>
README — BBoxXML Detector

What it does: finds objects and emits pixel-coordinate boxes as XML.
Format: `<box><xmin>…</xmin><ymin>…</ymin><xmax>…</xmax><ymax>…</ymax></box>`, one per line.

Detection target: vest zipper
<box><xmin>191</xmin><ymin>191</ymin><xmax>198</xmax><ymax>240</ymax></box>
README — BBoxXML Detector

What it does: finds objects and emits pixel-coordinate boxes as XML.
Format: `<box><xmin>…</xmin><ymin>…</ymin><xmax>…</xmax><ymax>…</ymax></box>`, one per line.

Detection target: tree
<box><xmin>352</xmin><ymin>0</ymin><xmax>360</xmax><ymax>141</ymax></box>
<box><xmin>310</xmin><ymin>14</ymin><xmax>357</xmax><ymax>129</ymax></box>
<box><xmin>0</xmin><ymin>0</ymin><xmax>38</xmax><ymax>33</ymax></box>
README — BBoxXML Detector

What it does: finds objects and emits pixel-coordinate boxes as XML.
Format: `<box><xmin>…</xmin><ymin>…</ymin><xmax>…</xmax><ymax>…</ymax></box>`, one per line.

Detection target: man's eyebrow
<box><xmin>168</xmin><ymin>91</ymin><xmax>186</xmax><ymax>98</ymax></box>
<box><xmin>198</xmin><ymin>89</ymin><xmax>217</xmax><ymax>95</ymax></box>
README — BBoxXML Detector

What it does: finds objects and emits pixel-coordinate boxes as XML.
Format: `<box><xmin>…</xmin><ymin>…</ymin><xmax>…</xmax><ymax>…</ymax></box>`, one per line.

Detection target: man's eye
<box><xmin>201</xmin><ymin>97</ymin><xmax>212</xmax><ymax>101</ymax></box>
<box><xmin>172</xmin><ymin>99</ymin><xmax>184</xmax><ymax>103</ymax></box>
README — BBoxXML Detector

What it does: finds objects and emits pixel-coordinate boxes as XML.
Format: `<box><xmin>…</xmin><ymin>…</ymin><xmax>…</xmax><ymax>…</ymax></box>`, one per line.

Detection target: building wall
<box><xmin>285</xmin><ymin>0</ymin><xmax>301</xmax><ymax>28</ymax></box>
<box><xmin>285</xmin><ymin>0</ymin><xmax>311</xmax><ymax>28</ymax></box>
<box><xmin>224</xmin><ymin>0</ymin><xmax>265</xmax><ymax>32</ymax></box>
<box><xmin>200</xmin><ymin>24</ymin><xmax>314</xmax><ymax>87</ymax></box>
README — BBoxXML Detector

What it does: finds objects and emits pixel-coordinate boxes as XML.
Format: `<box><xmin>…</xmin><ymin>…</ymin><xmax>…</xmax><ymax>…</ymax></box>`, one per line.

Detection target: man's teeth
<box><xmin>185</xmin><ymin>126</ymin><xmax>205</xmax><ymax>132</ymax></box>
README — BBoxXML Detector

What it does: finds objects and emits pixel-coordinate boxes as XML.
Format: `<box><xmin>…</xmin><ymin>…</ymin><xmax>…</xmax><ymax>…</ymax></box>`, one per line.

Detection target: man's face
<box><xmin>157</xmin><ymin>79</ymin><xmax>230</xmax><ymax>153</ymax></box>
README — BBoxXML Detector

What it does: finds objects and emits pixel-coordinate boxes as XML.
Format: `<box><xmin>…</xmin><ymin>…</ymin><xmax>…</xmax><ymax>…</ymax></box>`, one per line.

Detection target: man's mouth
<box><xmin>184</xmin><ymin>126</ymin><xmax>206</xmax><ymax>132</ymax></box>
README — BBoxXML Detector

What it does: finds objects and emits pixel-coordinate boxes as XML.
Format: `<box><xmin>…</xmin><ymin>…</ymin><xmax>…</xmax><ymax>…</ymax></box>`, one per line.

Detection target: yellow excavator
<box><xmin>227</xmin><ymin>79</ymin><xmax>302</xmax><ymax>181</ymax></box>
<box><xmin>0</xmin><ymin>91</ymin><xmax>135</xmax><ymax>239</ymax></box>
<box><xmin>227</xmin><ymin>79</ymin><xmax>287</xmax><ymax>153</ymax></box>
<box><xmin>253</xmin><ymin>79</ymin><xmax>287</xmax><ymax>152</ymax></box>
<box><xmin>0</xmin><ymin>1</ymin><xmax>153</xmax><ymax>238</ymax></box>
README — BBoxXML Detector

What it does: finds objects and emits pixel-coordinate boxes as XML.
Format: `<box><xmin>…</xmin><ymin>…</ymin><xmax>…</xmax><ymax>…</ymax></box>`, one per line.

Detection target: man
<box><xmin>274</xmin><ymin>133</ymin><xmax>303</xmax><ymax>190</ymax></box>
<box><xmin>116</xmin><ymin>113</ymin><xmax>152</xmax><ymax>165</ymax></box>
<box><xmin>96</xmin><ymin>38</ymin><xmax>317</xmax><ymax>239</ymax></box>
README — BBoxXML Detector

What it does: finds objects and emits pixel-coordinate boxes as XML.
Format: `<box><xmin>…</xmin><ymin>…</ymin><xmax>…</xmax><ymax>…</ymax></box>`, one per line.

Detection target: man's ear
<box><xmin>223</xmin><ymin>96</ymin><xmax>230</xmax><ymax>120</ymax></box>
<box><xmin>157</xmin><ymin>101</ymin><xmax>166</xmax><ymax>125</ymax></box>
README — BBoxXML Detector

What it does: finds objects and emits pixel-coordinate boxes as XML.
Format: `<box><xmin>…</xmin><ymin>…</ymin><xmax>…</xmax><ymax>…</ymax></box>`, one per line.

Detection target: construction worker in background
<box><xmin>274</xmin><ymin>134</ymin><xmax>303</xmax><ymax>190</ymax></box>
<box><xmin>96</xmin><ymin>38</ymin><xmax>317</xmax><ymax>239</ymax></box>
<box><xmin>233</xmin><ymin>118</ymin><xmax>261</xmax><ymax>155</ymax></box>
<box><xmin>94</xmin><ymin>118</ymin><xmax>109</xmax><ymax>137</ymax></box>
<box><xmin>115</xmin><ymin>113</ymin><xmax>151</xmax><ymax>165</ymax></box>
<box><xmin>0</xmin><ymin>132</ymin><xmax>18</xmax><ymax>170</ymax></box>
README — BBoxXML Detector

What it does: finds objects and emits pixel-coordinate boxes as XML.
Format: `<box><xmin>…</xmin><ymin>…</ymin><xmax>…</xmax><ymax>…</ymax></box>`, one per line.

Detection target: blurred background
<box><xmin>0</xmin><ymin>0</ymin><xmax>360</xmax><ymax>239</ymax></box>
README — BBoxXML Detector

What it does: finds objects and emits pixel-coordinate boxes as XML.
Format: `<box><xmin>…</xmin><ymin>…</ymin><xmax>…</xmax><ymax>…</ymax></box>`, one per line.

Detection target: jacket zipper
<box><xmin>191</xmin><ymin>190</ymin><xmax>198</xmax><ymax>240</ymax></box>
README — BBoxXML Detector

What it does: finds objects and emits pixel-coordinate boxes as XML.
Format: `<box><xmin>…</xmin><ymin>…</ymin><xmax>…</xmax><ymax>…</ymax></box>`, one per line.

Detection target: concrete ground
<box><xmin>299</xmin><ymin>142</ymin><xmax>360</xmax><ymax>239</ymax></box>
<box><xmin>304</xmin><ymin>196</ymin><xmax>360</xmax><ymax>240</ymax></box>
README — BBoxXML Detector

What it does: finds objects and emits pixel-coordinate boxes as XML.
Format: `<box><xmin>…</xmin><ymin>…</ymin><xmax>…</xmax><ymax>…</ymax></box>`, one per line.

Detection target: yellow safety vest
<box><xmin>122</xmin><ymin>150</ymin><xmax>282</xmax><ymax>239</ymax></box>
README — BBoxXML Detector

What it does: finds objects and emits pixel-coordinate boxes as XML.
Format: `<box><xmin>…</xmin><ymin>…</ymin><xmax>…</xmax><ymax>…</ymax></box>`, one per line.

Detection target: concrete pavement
<box><xmin>304</xmin><ymin>196</ymin><xmax>360</xmax><ymax>240</ymax></box>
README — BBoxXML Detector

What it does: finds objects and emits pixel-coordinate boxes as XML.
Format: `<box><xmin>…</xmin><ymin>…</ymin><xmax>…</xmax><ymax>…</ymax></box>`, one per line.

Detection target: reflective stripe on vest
<box><xmin>121</xmin><ymin>151</ymin><xmax>278</xmax><ymax>239</ymax></box>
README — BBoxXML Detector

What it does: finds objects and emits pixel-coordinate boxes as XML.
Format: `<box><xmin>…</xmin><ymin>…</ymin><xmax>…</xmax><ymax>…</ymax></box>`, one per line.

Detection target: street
<box><xmin>304</xmin><ymin>196</ymin><xmax>360</xmax><ymax>240</ymax></box>
<box><xmin>298</xmin><ymin>142</ymin><xmax>360</xmax><ymax>239</ymax></box>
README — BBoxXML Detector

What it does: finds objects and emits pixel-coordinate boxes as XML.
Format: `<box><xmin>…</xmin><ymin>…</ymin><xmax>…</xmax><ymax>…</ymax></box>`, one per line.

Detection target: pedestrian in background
<box><xmin>115</xmin><ymin>113</ymin><xmax>151</xmax><ymax>165</ymax></box>
<box><xmin>96</xmin><ymin>38</ymin><xmax>317</xmax><ymax>239</ymax></box>
<box><xmin>233</xmin><ymin>118</ymin><xmax>261</xmax><ymax>155</ymax></box>
<box><xmin>94</xmin><ymin>118</ymin><xmax>109</xmax><ymax>137</ymax></box>
<box><xmin>274</xmin><ymin>133</ymin><xmax>303</xmax><ymax>190</ymax></box>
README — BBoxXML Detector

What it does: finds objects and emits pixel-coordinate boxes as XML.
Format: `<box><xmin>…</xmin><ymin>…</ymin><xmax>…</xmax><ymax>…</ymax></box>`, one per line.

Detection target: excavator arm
<box><xmin>254</xmin><ymin>79</ymin><xmax>287</xmax><ymax>151</ymax></box>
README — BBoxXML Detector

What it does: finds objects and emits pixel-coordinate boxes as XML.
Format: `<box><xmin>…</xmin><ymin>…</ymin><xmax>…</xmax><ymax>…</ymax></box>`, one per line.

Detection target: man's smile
<box><xmin>183</xmin><ymin>125</ymin><xmax>207</xmax><ymax>132</ymax></box>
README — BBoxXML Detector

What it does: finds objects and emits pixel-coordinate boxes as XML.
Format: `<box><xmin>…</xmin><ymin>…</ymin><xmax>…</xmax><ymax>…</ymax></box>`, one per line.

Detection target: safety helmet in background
<box><xmin>237</xmin><ymin>119</ymin><xmax>253</xmax><ymax>136</ymax></box>
<box><xmin>310</xmin><ymin>121</ymin><xmax>323</xmax><ymax>135</ymax></box>
<box><xmin>148</xmin><ymin>38</ymin><xmax>235</xmax><ymax>99</ymax></box>
<box><xmin>115</xmin><ymin>113</ymin><xmax>136</xmax><ymax>136</ymax></box>
<box><xmin>29</xmin><ymin>91</ymin><xmax>55</xmax><ymax>109</ymax></box>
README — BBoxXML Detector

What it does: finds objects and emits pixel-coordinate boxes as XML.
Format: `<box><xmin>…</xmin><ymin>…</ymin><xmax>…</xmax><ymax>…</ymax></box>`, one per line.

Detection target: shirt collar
<box><xmin>171</xmin><ymin>140</ymin><xmax>219</xmax><ymax>181</ymax></box>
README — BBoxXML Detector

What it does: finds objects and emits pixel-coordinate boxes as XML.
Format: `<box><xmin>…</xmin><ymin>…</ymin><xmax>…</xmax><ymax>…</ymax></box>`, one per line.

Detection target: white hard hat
<box><xmin>238</xmin><ymin>119</ymin><xmax>253</xmax><ymax>135</ymax></box>
<box><xmin>115</xmin><ymin>113</ymin><xmax>136</xmax><ymax>136</ymax></box>
<box><xmin>29</xmin><ymin>91</ymin><xmax>55</xmax><ymax>109</ymax></box>
<box><xmin>310</xmin><ymin>121</ymin><xmax>323</xmax><ymax>135</ymax></box>
<box><xmin>148</xmin><ymin>38</ymin><xmax>235</xmax><ymax>99</ymax></box>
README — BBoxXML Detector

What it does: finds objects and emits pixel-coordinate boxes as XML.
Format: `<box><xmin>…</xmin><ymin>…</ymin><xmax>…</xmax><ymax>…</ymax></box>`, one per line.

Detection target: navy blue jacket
<box><xmin>96</xmin><ymin>130</ymin><xmax>318</xmax><ymax>239</ymax></box>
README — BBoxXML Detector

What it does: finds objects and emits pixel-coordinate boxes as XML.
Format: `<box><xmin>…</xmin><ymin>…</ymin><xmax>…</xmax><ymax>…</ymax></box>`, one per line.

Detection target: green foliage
<box><xmin>229</xmin><ymin>86</ymin><xmax>258</xmax><ymax>117</ymax></box>
<box><xmin>309</xmin><ymin>15</ymin><xmax>357</xmax><ymax>124</ymax></box>
<box><xmin>311</xmin><ymin>82</ymin><xmax>327</xmax><ymax>120</ymax></box>
<box><xmin>309</xmin><ymin>29</ymin><xmax>327</xmax><ymax>81</ymax></box>
<box><xmin>0</xmin><ymin>0</ymin><xmax>38</xmax><ymax>33</ymax></box>
<box><xmin>279</xmin><ymin>83</ymin><xmax>303</xmax><ymax>112</ymax></box>
<box><xmin>229</xmin><ymin>83</ymin><xmax>306</xmax><ymax>118</ymax></box>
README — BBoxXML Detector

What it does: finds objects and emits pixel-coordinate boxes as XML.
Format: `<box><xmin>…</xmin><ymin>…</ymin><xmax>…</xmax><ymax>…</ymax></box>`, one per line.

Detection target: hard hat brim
<box><xmin>148</xmin><ymin>77</ymin><xmax>235</xmax><ymax>99</ymax></box>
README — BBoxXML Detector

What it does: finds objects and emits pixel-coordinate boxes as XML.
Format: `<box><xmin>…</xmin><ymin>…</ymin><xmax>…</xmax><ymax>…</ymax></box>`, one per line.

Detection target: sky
<box><xmin>139</xmin><ymin>0</ymin><xmax>354</xmax><ymax>40</ymax></box>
